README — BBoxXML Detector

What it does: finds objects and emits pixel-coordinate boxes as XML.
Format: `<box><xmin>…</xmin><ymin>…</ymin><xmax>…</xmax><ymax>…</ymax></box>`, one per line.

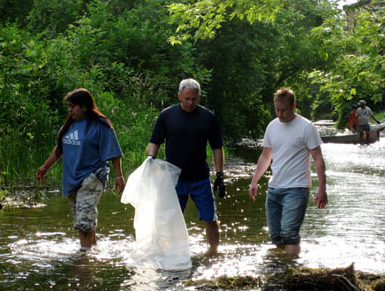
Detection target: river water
<box><xmin>0</xmin><ymin>139</ymin><xmax>384</xmax><ymax>290</ymax></box>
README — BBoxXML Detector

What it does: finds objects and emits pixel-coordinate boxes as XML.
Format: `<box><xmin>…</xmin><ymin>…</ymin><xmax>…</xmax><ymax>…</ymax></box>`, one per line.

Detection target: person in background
<box><xmin>356</xmin><ymin>100</ymin><xmax>381</xmax><ymax>143</ymax></box>
<box><xmin>36</xmin><ymin>88</ymin><xmax>125</xmax><ymax>252</ymax></box>
<box><xmin>346</xmin><ymin>104</ymin><xmax>359</xmax><ymax>133</ymax></box>
<box><xmin>146</xmin><ymin>78</ymin><xmax>225</xmax><ymax>255</ymax></box>
<box><xmin>248</xmin><ymin>87</ymin><xmax>328</xmax><ymax>255</ymax></box>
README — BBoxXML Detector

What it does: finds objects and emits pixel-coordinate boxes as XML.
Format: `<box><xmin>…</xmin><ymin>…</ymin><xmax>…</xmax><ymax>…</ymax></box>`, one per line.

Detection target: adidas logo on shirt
<box><xmin>63</xmin><ymin>130</ymin><xmax>81</xmax><ymax>146</ymax></box>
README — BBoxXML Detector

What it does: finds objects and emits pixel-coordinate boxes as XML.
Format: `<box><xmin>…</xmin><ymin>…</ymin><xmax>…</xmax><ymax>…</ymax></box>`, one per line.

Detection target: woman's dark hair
<box><xmin>55</xmin><ymin>88</ymin><xmax>114</xmax><ymax>157</ymax></box>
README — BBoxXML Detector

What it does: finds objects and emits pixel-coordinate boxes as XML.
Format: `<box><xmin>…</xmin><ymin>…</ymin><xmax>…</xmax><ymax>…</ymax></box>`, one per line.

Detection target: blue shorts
<box><xmin>266</xmin><ymin>187</ymin><xmax>309</xmax><ymax>246</ymax></box>
<box><xmin>176</xmin><ymin>179</ymin><xmax>217</xmax><ymax>222</ymax></box>
<box><xmin>358</xmin><ymin>124</ymin><xmax>370</xmax><ymax>133</ymax></box>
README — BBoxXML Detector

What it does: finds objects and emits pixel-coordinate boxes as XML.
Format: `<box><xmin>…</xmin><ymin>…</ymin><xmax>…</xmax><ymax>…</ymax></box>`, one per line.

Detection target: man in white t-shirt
<box><xmin>356</xmin><ymin>100</ymin><xmax>381</xmax><ymax>143</ymax></box>
<box><xmin>248</xmin><ymin>87</ymin><xmax>328</xmax><ymax>255</ymax></box>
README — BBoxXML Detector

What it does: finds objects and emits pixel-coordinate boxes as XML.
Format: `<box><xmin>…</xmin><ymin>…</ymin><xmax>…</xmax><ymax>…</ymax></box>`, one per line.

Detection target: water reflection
<box><xmin>297</xmin><ymin>140</ymin><xmax>385</xmax><ymax>273</ymax></box>
<box><xmin>0</xmin><ymin>139</ymin><xmax>384</xmax><ymax>290</ymax></box>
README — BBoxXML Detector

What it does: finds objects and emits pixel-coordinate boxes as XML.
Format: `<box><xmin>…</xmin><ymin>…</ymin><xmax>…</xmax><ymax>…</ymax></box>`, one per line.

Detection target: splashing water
<box><xmin>0</xmin><ymin>139</ymin><xmax>384</xmax><ymax>290</ymax></box>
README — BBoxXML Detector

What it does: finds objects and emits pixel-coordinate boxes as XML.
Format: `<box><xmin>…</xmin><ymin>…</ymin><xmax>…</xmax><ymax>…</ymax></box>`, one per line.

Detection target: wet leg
<box><xmin>206</xmin><ymin>220</ymin><xmax>219</xmax><ymax>254</ymax></box>
<box><xmin>285</xmin><ymin>244</ymin><xmax>301</xmax><ymax>255</ymax></box>
<box><xmin>365</xmin><ymin>131</ymin><xmax>370</xmax><ymax>143</ymax></box>
<box><xmin>92</xmin><ymin>231</ymin><xmax>97</xmax><ymax>245</ymax></box>
<box><xmin>359</xmin><ymin>132</ymin><xmax>365</xmax><ymax>144</ymax></box>
<box><xmin>79</xmin><ymin>230</ymin><xmax>95</xmax><ymax>251</ymax></box>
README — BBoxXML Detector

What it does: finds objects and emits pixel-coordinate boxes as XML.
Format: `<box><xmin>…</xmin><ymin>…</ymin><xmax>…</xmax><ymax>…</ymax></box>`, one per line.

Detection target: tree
<box><xmin>0</xmin><ymin>0</ymin><xmax>34</xmax><ymax>25</ymax></box>
<box><xmin>168</xmin><ymin>0</ymin><xmax>341</xmax><ymax>141</ymax></box>
<box><xmin>167</xmin><ymin>0</ymin><xmax>284</xmax><ymax>44</ymax></box>
<box><xmin>309</xmin><ymin>3</ymin><xmax>385</xmax><ymax>127</ymax></box>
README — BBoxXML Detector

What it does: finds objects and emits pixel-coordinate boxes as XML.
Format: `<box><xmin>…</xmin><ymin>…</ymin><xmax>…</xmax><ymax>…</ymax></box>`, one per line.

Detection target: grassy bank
<box><xmin>0</xmin><ymin>135</ymin><xmax>222</xmax><ymax>199</ymax></box>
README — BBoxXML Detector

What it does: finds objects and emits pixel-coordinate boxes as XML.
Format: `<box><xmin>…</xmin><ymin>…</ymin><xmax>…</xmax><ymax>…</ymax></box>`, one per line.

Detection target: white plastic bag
<box><xmin>121</xmin><ymin>157</ymin><xmax>191</xmax><ymax>270</ymax></box>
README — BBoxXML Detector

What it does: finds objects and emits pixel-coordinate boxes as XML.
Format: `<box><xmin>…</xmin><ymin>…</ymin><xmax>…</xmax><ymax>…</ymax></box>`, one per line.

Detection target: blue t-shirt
<box><xmin>150</xmin><ymin>104</ymin><xmax>223</xmax><ymax>181</ymax></box>
<box><xmin>61</xmin><ymin>118</ymin><xmax>123</xmax><ymax>196</ymax></box>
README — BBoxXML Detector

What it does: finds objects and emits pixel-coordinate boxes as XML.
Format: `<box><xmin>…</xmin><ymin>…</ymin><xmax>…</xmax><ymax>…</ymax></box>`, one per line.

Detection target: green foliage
<box><xmin>267</xmin><ymin>0</ymin><xmax>341</xmax><ymax>120</ymax></box>
<box><xmin>190</xmin><ymin>0</ymin><xmax>339</xmax><ymax>141</ymax></box>
<box><xmin>0</xmin><ymin>0</ymin><xmax>203</xmax><ymax>186</ymax></box>
<box><xmin>0</xmin><ymin>0</ymin><xmax>34</xmax><ymax>25</ymax></box>
<box><xmin>309</xmin><ymin>6</ymin><xmax>385</xmax><ymax>126</ymax></box>
<box><xmin>194</xmin><ymin>17</ymin><xmax>274</xmax><ymax>142</ymax></box>
<box><xmin>27</xmin><ymin>0</ymin><xmax>85</xmax><ymax>36</ymax></box>
<box><xmin>1</xmin><ymin>0</ymin><xmax>384</xmax><ymax>187</ymax></box>
<box><xmin>93</xmin><ymin>79</ymin><xmax>161</xmax><ymax>171</ymax></box>
<box><xmin>0</xmin><ymin>23</ymin><xmax>62</xmax><ymax>185</ymax></box>
<box><xmin>62</xmin><ymin>0</ymin><xmax>208</xmax><ymax>105</ymax></box>
<box><xmin>168</xmin><ymin>0</ymin><xmax>284</xmax><ymax>44</ymax></box>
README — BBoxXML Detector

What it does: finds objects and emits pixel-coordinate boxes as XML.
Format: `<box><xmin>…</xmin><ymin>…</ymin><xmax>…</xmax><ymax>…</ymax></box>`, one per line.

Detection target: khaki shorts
<box><xmin>68</xmin><ymin>173</ymin><xmax>103</xmax><ymax>232</ymax></box>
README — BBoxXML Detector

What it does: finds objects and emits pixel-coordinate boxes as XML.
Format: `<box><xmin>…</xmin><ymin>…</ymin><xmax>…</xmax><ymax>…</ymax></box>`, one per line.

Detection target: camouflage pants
<box><xmin>68</xmin><ymin>173</ymin><xmax>103</xmax><ymax>232</ymax></box>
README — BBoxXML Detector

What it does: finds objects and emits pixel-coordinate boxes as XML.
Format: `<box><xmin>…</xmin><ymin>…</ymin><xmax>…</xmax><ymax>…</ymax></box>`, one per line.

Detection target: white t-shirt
<box><xmin>357</xmin><ymin>107</ymin><xmax>372</xmax><ymax>125</ymax></box>
<box><xmin>263</xmin><ymin>115</ymin><xmax>322</xmax><ymax>188</ymax></box>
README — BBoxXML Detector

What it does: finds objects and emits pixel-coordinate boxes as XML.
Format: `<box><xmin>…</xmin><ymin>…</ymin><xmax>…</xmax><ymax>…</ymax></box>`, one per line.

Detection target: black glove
<box><xmin>213</xmin><ymin>172</ymin><xmax>225</xmax><ymax>198</ymax></box>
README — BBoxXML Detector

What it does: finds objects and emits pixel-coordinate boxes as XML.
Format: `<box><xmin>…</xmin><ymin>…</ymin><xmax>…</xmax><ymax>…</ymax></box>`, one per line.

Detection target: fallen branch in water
<box><xmin>183</xmin><ymin>263</ymin><xmax>385</xmax><ymax>291</ymax></box>
<box><xmin>332</xmin><ymin>274</ymin><xmax>360</xmax><ymax>291</ymax></box>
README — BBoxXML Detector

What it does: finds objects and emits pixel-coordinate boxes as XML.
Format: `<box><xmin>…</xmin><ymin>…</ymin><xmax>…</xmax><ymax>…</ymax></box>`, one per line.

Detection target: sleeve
<box><xmin>305</xmin><ymin>124</ymin><xmax>323</xmax><ymax>150</ymax></box>
<box><xmin>149</xmin><ymin>113</ymin><xmax>166</xmax><ymax>145</ymax></box>
<box><xmin>263</xmin><ymin>123</ymin><xmax>273</xmax><ymax>148</ymax></box>
<box><xmin>208</xmin><ymin>115</ymin><xmax>223</xmax><ymax>149</ymax></box>
<box><xmin>99</xmin><ymin>124</ymin><xmax>123</xmax><ymax>161</ymax></box>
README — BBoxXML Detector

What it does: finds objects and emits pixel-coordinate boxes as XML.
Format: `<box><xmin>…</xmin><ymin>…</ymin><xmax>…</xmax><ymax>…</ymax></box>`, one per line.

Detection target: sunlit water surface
<box><xmin>0</xmin><ymin>139</ymin><xmax>384</xmax><ymax>290</ymax></box>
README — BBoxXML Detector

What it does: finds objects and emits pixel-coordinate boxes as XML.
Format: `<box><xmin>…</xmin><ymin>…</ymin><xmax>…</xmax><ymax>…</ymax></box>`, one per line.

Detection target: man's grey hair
<box><xmin>179</xmin><ymin>78</ymin><xmax>201</xmax><ymax>94</ymax></box>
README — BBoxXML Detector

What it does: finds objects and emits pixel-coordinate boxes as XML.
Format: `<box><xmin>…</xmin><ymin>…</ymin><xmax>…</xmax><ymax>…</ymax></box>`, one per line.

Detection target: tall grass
<box><xmin>0</xmin><ymin>131</ymin><xmax>58</xmax><ymax>187</ymax></box>
<box><xmin>0</xmin><ymin>100</ymin><xmax>227</xmax><ymax>194</ymax></box>
<box><xmin>0</xmin><ymin>76</ymin><xmax>169</xmax><ymax>193</ymax></box>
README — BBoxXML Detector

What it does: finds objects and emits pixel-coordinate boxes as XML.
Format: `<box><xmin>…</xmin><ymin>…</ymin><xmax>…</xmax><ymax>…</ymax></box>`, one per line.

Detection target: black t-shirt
<box><xmin>150</xmin><ymin>104</ymin><xmax>223</xmax><ymax>181</ymax></box>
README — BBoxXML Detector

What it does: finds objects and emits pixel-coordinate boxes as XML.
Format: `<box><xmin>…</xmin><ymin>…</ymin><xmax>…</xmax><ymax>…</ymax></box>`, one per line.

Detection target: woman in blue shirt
<box><xmin>36</xmin><ymin>88</ymin><xmax>124</xmax><ymax>252</ymax></box>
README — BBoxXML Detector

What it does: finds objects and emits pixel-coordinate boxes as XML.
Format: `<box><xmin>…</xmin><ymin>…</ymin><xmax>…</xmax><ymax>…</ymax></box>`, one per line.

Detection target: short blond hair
<box><xmin>274</xmin><ymin>87</ymin><xmax>296</xmax><ymax>107</ymax></box>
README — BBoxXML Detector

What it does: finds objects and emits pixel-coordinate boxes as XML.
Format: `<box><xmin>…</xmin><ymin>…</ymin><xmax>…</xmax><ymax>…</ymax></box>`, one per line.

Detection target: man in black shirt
<box><xmin>146</xmin><ymin>78</ymin><xmax>225</xmax><ymax>254</ymax></box>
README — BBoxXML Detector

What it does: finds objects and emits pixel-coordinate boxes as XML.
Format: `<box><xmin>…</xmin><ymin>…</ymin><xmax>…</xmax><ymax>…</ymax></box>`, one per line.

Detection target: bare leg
<box><xmin>79</xmin><ymin>230</ymin><xmax>95</xmax><ymax>251</ymax></box>
<box><xmin>206</xmin><ymin>220</ymin><xmax>219</xmax><ymax>254</ymax></box>
<box><xmin>285</xmin><ymin>244</ymin><xmax>301</xmax><ymax>255</ymax></box>
<box><xmin>93</xmin><ymin>231</ymin><xmax>97</xmax><ymax>245</ymax></box>
<box><xmin>365</xmin><ymin>131</ymin><xmax>370</xmax><ymax>143</ymax></box>
<box><xmin>359</xmin><ymin>132</ymin><xmax>364</xmax><ymax>144</ymax></box>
